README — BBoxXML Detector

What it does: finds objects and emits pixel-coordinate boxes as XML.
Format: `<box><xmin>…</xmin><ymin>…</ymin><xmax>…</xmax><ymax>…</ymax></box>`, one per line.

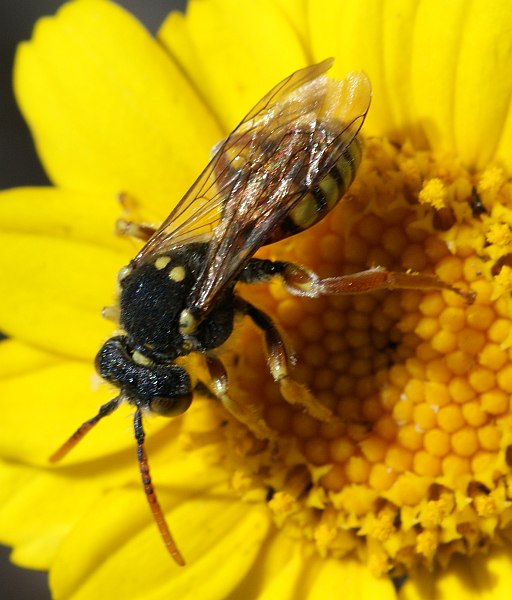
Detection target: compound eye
<box><xmin>149</xmin><ymin>394</ymin><xmax>192</xmax><ymax>417</ymax></box>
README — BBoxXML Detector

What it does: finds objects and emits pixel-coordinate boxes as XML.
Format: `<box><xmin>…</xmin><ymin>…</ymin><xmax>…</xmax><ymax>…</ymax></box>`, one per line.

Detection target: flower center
<box><xmin>191</xmin><ymin>137</ymin><xmax>512</xmax><ymax>576</ymax></box>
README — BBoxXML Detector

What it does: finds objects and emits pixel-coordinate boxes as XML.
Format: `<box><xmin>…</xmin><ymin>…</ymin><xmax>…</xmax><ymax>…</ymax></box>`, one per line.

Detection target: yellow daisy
<box><xmin>2</xmin><ymin>0</ymin><xmax>512</xmax><ymax>598</ymax></box>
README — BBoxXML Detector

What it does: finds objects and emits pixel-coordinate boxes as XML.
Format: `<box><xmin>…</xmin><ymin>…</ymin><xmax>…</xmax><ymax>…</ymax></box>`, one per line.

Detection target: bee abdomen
<box><xmin>289</xmin><ymin>138</ymin><xmax>362</xmax><ymax>231</ymax></box>
<box><xmin>268</xmin><ymin>137</ymin><xmax>362</xmax><ymax>244</ymax></box>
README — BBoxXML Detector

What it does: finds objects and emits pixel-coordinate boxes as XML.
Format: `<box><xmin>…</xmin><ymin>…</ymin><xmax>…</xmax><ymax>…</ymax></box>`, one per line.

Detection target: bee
<box><xmin>50</xmin><ymin>59</ymin><xmax>472</xmax><ymax>565</ymax></box>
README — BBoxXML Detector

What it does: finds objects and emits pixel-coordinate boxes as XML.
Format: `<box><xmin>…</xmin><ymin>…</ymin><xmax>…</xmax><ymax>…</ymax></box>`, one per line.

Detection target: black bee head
<box><xmin>95</xmin><ymin>337</ymin><xmax>192</xmax><ymax>416</ymax></box>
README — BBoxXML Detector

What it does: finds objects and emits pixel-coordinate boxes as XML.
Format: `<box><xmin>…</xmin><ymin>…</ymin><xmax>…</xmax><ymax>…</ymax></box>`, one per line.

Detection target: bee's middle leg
<box><xmin>236</xmin><ymin>299</ymin><xmax>334</xmax><ymax>422</ymax></box>
<box><xmin>204</xmin><ymin>355</ymin><xmax>275</xmax><ymax>439</ymax></box>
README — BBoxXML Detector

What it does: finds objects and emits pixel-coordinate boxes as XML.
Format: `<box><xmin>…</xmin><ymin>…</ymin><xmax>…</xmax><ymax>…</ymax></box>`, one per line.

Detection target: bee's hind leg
<box><xmin>280</xmin><ymin>263</ymin><xmax>475</xmax><ymax>304</ymax></box>
<box><xmin>240</xmin><ymin>258</ymin><xmax>475</xmax><ymax>304</ymax></box>
<box><xmin>204</xmin><ymin>354</ymin><xmax>276</xmax><ymax>440</ymax></box>
<box><xmin>236</xmin><ymin>298</ymin><xmax>334</xmax><ymax>423</ymax></box>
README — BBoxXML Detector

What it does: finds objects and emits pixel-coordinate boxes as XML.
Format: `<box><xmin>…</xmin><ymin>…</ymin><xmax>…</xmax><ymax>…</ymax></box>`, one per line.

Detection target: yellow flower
<box><xmin>2</xmin><ymin>0</ymin><xmax>512</xmax><ymax>598</ymax></box>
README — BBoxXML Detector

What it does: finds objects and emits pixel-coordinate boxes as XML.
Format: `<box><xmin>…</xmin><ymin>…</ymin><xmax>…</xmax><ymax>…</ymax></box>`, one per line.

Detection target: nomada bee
<box><xmin>50</xmin><ymin>59</ymin><xmax>472</xmax><ymax>565</ymax></box>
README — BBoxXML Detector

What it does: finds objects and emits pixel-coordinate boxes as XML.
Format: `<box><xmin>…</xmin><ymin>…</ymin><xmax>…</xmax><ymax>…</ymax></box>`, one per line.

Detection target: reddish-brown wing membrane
<box><xmin>135</xmin><ymin>58</ymin><xmax>371</xmax><ymax>320</ymax></box>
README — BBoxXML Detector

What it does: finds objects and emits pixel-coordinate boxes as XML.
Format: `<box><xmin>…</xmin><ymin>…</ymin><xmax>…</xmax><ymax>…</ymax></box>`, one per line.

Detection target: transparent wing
<box><xmin>134</xmin><ymin>59</ymin><xmax>371</xmax><ymax>318</ymax></box>
<box><xmin>134</xmin><ymin>59</ymin><xmax>335</xmax><ymax>261</ymax></box>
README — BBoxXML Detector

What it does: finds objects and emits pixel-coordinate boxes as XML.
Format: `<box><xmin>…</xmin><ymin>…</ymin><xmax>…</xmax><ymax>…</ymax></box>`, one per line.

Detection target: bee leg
<box><xmin>116</xmin><ymin>192</ymin><xmax>157</xmax><ymax>240</ymax></box>
<box><xmin>240</xmin><ymin>258</ymin><xmax>474</xmax><ymax>304</ymax></box>
<box><xmin>115</xmin><ymin>218</ymin><xmax>157</xmax><ymax>242</ymax></box>
<box><xmin>193</xmin><ymin>380</ymin><xmax>217</xmax><ymax>400</ymax></box>
<box><xmin>236</xmin><ymin>298</ymin><xmax>334</xmax><ymax>422</ymax></box>
<box><xmin>204</xmin><ymin>355</ymin><xmax>276</xmax><ymax>439</ymax></box>
<box><xmin>101</xmin><ymin>305</ymin><xmax>120</xmax><ymax>322</ymax></box>
<box><xmin>283</xmin><ymin>265</ymin><xmax>476</xmax><ymax>304</ymax></box>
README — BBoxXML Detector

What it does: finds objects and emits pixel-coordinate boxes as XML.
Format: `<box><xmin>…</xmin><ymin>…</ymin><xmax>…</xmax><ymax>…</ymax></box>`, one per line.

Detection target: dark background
<box><xmin>0</xmin><ymin>2</ymin><xmax>186</xmax><ymax>598</ymax></box>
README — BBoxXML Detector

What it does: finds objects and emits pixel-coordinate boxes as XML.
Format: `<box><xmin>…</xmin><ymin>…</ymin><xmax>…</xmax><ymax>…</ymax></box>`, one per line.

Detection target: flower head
<box><xmin>3</xmin><ymin>1</ymin><xmax>512</xmax><ymax>599</ymax></box>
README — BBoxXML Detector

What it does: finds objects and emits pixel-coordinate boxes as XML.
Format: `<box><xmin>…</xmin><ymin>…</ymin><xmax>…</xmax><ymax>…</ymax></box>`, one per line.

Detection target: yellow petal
<box><xmin>1</xmin><ymin>424</ymin><xmax>225</xmax><ymax>569</ymax></box>
<box><xmin>268</xmin><ymin>0</ymin><xmax>309</xmax><ymax>50</ymax></box>
<box><xmin>0</xmin><ymin>347</ymin><xmax>135</xmax><ymax>464</ymax></box>
<box><xmin>305</xmin><ymin>557</ymin><xmax>396</xmax><ymax>600</ymax></box>
<box><xmin>0</xmin><ymin>462</ymin><xmax>103</xmax><ymax>569</ymax></box>
<box><xmin>14</xmin><ymin>0</ymin><xmax>221</xmax><ymax>220</ymax></box>
<box><xmin>0</xmin><ymin>232</ymin><xmax>121</xmax><ymax>358</ymax></box>
<box><xmin>409</xmin><ymin>1</ymin><xmax>466</xmax><ymax>154</ymax></box>
<box><xmin>0</xmin><ymin>339</ymin><xmax>205</xmax><ymax>468</ymax></box>
<box><xmin>255</xmin><ymin>551</ymin><xmax>303</xmax><ymax>600</ymax></box>
<box><xmin>0</xmin><ymin>187</ymin><xmax>135</xmax><ymax>355</ymax></box>
<box><xmin>495</xmin><ymin>92</ymin><xmax>512</xmax><ymax>172</ymax></box>
<box><xmin>380</xmin><ymin>0</ymin><xmax>428</xmax><ymax>147</ymax></box>
<box><xmin>310</xmin><ymin>0</ymin><xmax>512</xmax><ymax>171</ymax></box>
<box><xmin>51</xmin><ymin>486</ymin><xmax>270</xmax><ymax>600</ymax></box>
<box><xmin>452</xmin><ymin>0</ymin><xmax>512</xmax><ymax>170</ymax></box>
<box><xmin>0</xmin><ymin>338</ymin><xmax>57</xmax><ymax>379</ymax></box>
<box><xmin>226</xmin><ymin>534</ymin><xmax>303</xmax><ymax>600</ymax></box>
<box><xmin>0</xmin><ymin>187</ymin><xmax>130</xmax><ymax>252</ymax></box>
<box><xmin>308</xmin><ymin>0</ymin><xmax>394</xmax><ymax>138</ymax></box>
<box><xmin>412</xmin><ymin>0</ymin><xmax>512</xmax><ymax>170</ymax></box>
<box><xmin>1</xmin><ymin>403</ymin><xmax>227</xmax><ymax>570</ymax></box>
<box><xmin>159</xmin><ymin>0</ymin><xmax>307</xmax><ymax>134</ymax></box>
<box><xmin>399</xmin><ymin>548</ymin><xmax>512</xmax><ymax>600</ymax></box>
<box><xmin>0</xmin><ymin>460</ymin><xmax>37</xmax><ymax>511</ymax></box>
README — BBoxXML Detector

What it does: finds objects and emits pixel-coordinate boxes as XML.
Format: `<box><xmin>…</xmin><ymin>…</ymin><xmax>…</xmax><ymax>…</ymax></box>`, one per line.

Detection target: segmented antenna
<box><xmin>49</xmin><ymin>399</ymin><xmax>185</xmax><ymax>566</ymax></box>
<box><xmin>134</xmin><ymin>408</ymin><xmax>185</xmax><ymax>566</ymax></box>
<box><xmin>49</xmin><ymin>397</ymin><xmax>121</xmax><ymax>462</ymax></box>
